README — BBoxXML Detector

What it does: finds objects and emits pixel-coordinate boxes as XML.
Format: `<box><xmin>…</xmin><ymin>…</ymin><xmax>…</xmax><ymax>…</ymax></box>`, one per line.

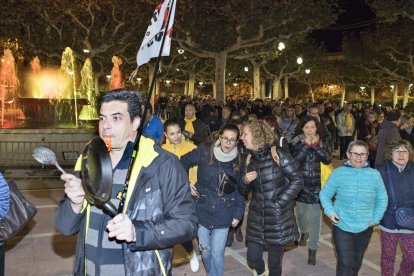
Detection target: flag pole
<box><xmin>136</xmin><ymin>0</ymin><xmax>175</xmax><ymax>148</ymax></box>
<box><xmin>116</xmin><ymin>0</ymin><xmax>176</xmax><ymax>213</ymax></box>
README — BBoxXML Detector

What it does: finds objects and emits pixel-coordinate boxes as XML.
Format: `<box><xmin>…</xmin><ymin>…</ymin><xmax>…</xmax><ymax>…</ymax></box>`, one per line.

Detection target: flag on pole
<box><xmin>136</xmin><ymin>0</ymin><xmax>177</xmax><ymax>67</ymax></box>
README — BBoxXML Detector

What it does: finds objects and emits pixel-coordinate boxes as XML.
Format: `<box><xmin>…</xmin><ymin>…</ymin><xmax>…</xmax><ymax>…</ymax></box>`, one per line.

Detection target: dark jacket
<box><xmin>180</xmin><ymin>144</ymin><xmax>245</xmax><ymax>229</ymax></box>
<box><xmin>55</xmin><ymin>137</ymin><xmax>197</xmax><ymax>276</ymax></box>
<box><xmin>291</xmin><ymin>137</ymin><xmax>332</xmax><ymax>204</ymax></box>
<box><xmin>180</xmin><ymin>118</ymin><xmax>210</xmax><ymax>145</ymax></box>
<box><xmin>377</xmin><ymin>161</ymin><xmax>414</xmax><ymax>230</ymax></box>
<box><xmin>400</xmin><ymin>129</ymin><xmax>414</xmax><ymax>147</ymax></box>
<box><xmin>375</xmin><ymin>120</ymin><xmax>401</xmax><ymax>166</ymax></box>
<box><xmin>239</xmin><ymin>145</ymin><xmax>303</xmax><ymax>246</ymax></box>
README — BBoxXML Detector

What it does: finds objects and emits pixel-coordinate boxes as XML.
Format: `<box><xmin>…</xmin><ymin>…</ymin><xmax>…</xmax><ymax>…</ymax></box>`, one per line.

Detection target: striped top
<box><xmin>85</xmin><ymin>142</ymin><xmax>134</xmax><ymax>275</ymax></box>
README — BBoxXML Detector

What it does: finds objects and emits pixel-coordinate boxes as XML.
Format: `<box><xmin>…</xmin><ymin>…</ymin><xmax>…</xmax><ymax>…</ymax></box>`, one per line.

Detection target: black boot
<box><xmin>298</xmin><ymin>233</ymin><xmax>309</xmax><ymax>246</ymax></box>
<box><xmin>308</xmin><ymin>249</ymin><xmax>317</xmax><ymax>265</ymax></box>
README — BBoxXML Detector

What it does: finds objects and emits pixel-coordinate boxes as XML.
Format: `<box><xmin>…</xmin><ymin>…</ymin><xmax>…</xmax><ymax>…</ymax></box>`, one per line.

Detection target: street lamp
<box><xmin>296</xmin><ymin>57</ymin><xmax>303</xmax><ymax>65</ymax></box>
<box><xmin>278</xmin><ymin>42</ymin><xmax>285</xmax><ymax>51</ymax></box>
<box><xmin>244</xmin><ymin>66</ymin><xmax>249</xmax><ymax>72</ymax></box>
<box><xmin>305</xmin><ymin>69</ymin><xmax>311</xmax><ymax>74</ymax></box>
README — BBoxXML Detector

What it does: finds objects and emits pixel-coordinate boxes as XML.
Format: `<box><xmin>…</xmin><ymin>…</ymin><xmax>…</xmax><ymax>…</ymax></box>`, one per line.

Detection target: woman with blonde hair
<box><xmin>240</xmin><ymin>119</ymin><xmax>303</xmax><ymax>276</ymax></box>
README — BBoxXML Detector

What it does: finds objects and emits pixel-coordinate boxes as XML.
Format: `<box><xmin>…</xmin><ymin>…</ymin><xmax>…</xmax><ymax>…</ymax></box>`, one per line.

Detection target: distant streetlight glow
<box><xmin>305</xmin><ymin>69</ymin><xmax>311</xmax><ymax>74</ymax></box>
<box><xmin>233</xmin><ymin>83</ymin><xmax>238</xmax><ymax>87</ymax></box>
<box><xmin>244</xmin><ymin>66</ymin><xmax>249</xmax><ymax>72</ymax></box>
<box><xmin>390</xmin><ymin>85</ymin><xmax>395</xmax><ymax>90</ymax></box>
<box><xmin>278</xmin><ymin>42</ymin><xmax>285</xmax><ymax>51</ymax></box>
<box><xmin>177</xmin><ymin>49</ymin><xmax>184</xmax><ymax>54</ymax></box>
<box><xmin>83</xmin><ymin>49</ymin><xmax>90</xmax><ymax>53</ymax></box>
<box><xmin>296</xmin><ymin>57</ymin><xmax>303</xmax><ymax>65</ymax></box>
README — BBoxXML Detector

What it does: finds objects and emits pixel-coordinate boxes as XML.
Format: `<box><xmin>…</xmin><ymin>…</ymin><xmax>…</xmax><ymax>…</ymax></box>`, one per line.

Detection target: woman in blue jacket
<box><xmin>376</xmin><ymin>139</ymin><xmax>414</xmax><ymax>276</ymax></box>
<box><xmin>320</xmin><ymin>140</ymin><xmax>388</xmax><ymax>276</ymax></box>
<box><xmin>181</xmin><ymin>124</ymin><xmax>245</xmax><ymax>276</ymax></box>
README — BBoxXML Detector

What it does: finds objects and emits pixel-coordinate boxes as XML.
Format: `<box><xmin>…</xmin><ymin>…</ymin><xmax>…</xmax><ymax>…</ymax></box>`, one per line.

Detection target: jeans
<box><xmin>333</xmin><ymin>226</ymin><xmax>373</xmax><ymax>276</ymax></box>
<box><xmin>198</xmin><ymin>225</ymin><xmax>229</xmax><ymax>276</ymax></box>
<box><xmin>380</xmin><ymin>231</ymin><xmax>414</xmax><ymax>276</ymax></box>
<box><xmin>247</xmin><ymin>242</ymin><xmax>284</xmax><ymax>276</ymax></box>
<box><xmin>296</xmin><ymin>202</ymin><xmax>322</xmax><ymax>250</ymax></box>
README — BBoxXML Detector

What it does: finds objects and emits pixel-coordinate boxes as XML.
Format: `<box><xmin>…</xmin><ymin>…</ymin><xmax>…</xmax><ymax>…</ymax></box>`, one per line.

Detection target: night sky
<box><xmin>311</xmin><ymin>0</ymin><xmax>376</xmax><ymax>52</ymax></box>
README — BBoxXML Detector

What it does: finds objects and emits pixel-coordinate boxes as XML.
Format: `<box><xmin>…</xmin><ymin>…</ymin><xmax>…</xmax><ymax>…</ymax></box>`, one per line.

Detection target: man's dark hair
<box><xmin>98</xmin><ymin>89</ymin><xmax>144</xmax><ymax>120</ymax></box>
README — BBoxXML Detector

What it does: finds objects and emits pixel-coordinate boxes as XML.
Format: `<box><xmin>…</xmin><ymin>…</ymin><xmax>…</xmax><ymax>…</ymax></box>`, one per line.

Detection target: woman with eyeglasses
<box><xmin>320</xmin><ymin>140</ymin><xmax>388</xmax><ymax>276</ymax></box>
<box><xmin>180</xmin><ymin>124</ymin><xmax>245</xmax><ymax>276</ymax></box>
<box><xmin>240</xmin><ymin>119</ymin><xmax>303</xmax><ymax>276</ymax></box>
<box><xmin>376</xmin><ymin>140</ymin><xmax>414</xmax><ymax>276</ymax></box>
<box><xmin>291</xmin><ymin>116</ymin><xmax>332</xmax><ymax>265</ymax></box>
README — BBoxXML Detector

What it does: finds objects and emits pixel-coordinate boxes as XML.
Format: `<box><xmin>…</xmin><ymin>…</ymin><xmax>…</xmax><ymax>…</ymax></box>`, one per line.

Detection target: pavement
<box><xmin>3</xmin><ymin>155</ymin><xmax>403</xmax><ymax>275</ymax></box>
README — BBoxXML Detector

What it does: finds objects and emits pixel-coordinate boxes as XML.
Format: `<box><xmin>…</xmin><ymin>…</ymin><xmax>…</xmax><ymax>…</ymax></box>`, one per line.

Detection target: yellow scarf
<box><xmin>184</xmin><ymin>116</ymin><xmax>196</xmax><ymax>134</ymax></box>
<box><xmin>346</xmin><ymin>113</ymin><xmax>353</xmax><ymax>128</ymax></box>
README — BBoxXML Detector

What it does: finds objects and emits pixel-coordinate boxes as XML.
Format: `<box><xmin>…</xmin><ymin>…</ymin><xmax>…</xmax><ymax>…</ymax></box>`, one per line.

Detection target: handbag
<box><xmin>386</xmin><ymin>169</ymin><xmax>414</xmax><ymax>231</ymax></box>
<box><xmin>218</xmin><ymin>163</ymin><xmax>237</xmax><ymax>196</ymax></box>
<box><xmin>320</xmin><ymin>163</ymin><xmax>334</xmax><ymax>188</ymax></box>
<box><xmin>0</xmin><ymin>180</ymin><xmax>37</xmax><ymax>241</ymax></box>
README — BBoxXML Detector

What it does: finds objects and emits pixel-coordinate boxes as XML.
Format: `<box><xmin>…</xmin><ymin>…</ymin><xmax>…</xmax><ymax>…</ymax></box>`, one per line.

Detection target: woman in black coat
<box><xmin>240</xmin><ymin>119</ymin><xmax>303</xmax><ymax>276</ymax></box>
<box><xmin>291</xmin><ymin>116</ymin><xmax>332</xmax><ymax>265</ymax></box>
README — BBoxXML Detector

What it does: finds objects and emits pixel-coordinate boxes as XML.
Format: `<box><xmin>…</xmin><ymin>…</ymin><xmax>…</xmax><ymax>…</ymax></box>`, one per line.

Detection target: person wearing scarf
<box><xmin>180</xmin><ymin>103</ymin><xmax>209</xmax><ymax>145</ymax></box>
<box><xmin>181</xmin><ymin>124</ymin><xmax>245</xmax><ymax>276</ymax></box>
<box><xmin>336</xmin><ymin>104</ymin><xmax>355</xmax><ymax>160</ymax></box>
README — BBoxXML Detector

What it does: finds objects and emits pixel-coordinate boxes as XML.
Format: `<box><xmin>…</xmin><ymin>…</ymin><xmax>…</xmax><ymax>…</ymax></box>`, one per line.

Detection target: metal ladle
<box><xmin>32</xmin><ymin>146</ymin><xmax>66</xmax><ymax>174</ymax></box>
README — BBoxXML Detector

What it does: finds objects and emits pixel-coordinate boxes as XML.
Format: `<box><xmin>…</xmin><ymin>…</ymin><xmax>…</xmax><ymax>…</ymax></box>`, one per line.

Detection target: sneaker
<box><xmin>189</xmin><ymin>251</ymin><xmax>199</xmax><ymax>272</ymax></box>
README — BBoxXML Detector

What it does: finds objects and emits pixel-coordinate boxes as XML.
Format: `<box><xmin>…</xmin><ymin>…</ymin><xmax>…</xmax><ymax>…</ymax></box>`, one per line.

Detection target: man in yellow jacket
<box><xmin>162</xmin><ymin>118</ymin><xmax>200</xmax><ymax>272</ymax></box>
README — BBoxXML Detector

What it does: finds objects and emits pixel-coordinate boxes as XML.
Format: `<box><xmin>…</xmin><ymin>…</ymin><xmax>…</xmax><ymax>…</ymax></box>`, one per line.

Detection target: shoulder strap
<box><xmin>271</xmin><ymin>146</ymin><xmax>280</xmax><ymax>166</ymax></box>
<box><xmin>246</xmin><ymin>146</ymin><xmax>280</xmax><ymax>167</ymax></box>
<box><xmin>246</xmin><ymin>154</ymin><xmax>252</xmax><ymax>166</ymax></box>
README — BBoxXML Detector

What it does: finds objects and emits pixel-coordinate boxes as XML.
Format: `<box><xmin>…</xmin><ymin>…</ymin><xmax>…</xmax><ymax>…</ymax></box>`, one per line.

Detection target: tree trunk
<box><xmin>370</xmin><ymin>87</ymin><xmax>375</xmax><ymax>106</ymax></box>
<box><xmin>340</xmin><ymin>85</ymin><xmax>346</xmax><ymax>107</ymax></box>
<box><xmin>309</xmin><ymin>84</ymin><xmax>314</xmax><ymax>102</ymax></box>
<box><xmin>272</xmin><ymin>77</ymin><xmax>281</xmax><ymax>99</ymax></box>
<box><xmin>188</xmin><ymin>73</ymin><xmax>195</xmax><ymax>97</ymax></box>
<box><xmin>403</xmin><ymin>85</ymin><xmax>410</xmax><ymax>108</ymax></box>
<box><xmin>261</xmin><ymin>80</ymin><xmax>266</xmax><ymax>98</ymax></box>
<box><xmin>284</xmin><ymin>76</ymin><xmax>289</xmax><ymax>99</ymax></box>
<box><xmin>393</xmin><ymin>84</ymin><xmax>398</xmax><ymax>108</ymax></box>
<box><xmin>214</xmin><ymin>53</ymin><xmax>227</xmax><ymax>101</ymax></box>
<box><xmin>253</xmin><ymin>64</ymin><xmax>260</xmax><ymax>98</ymax></box>
<box><xmin>184</xmin><ymin>81</ymin><xmax>188</xmax><ymax>95</ymax></box>
<box><xmin>212</xmin><ymin>81</ymin><xmax>217</xmax><ymax>98</ymax></box>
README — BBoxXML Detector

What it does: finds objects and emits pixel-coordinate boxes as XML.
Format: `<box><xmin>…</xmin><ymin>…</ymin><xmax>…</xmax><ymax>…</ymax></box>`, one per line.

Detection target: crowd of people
<box><xmin>54</xmin><ymin>89</ymin><xmax>414</xmax><ymax>276</ymax></box>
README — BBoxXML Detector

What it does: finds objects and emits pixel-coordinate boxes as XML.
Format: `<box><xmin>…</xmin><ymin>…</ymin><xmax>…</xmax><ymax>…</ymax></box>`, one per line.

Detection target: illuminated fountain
<box><xmin>109</xmin><ymin>55</ymin><xmax>124</xmax><ymax>90</ymax></box>
<box><xmin>15</xmin><ymin>47</ymin><xmax>92</xmax><ymax>128</ymax></box>
<box><xmin>0</xmin><ymin>47</ymin><xmax>97</xmax><ymax>168</ymax></box>
<box><xmin>0</xmin><ymin>49</ymin><xmax>20</xmax><ymax>127</ymax></box>
<box><xmin>79</xmin><ymin>58</ymin><xmax>98</xmax><ymax>120</ymax></box>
